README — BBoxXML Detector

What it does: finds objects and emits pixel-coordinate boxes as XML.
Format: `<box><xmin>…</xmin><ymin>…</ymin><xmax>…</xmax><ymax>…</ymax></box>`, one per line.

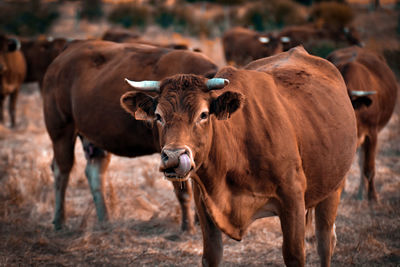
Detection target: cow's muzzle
<box><xmin>159</xmin><ymin>146</ymin><xmax>195</xmax><ymax>181</ymax></box>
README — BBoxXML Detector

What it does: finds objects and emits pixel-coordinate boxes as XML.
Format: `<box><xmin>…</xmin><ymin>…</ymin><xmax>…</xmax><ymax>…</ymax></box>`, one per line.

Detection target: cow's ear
<box><xmin>351</xmin><ymin>96</ymin><xmax>373</xmax><ymax>109</ymax></box>
<box><xmin>210</xmin><ymin>91</ymin><xmax>244</xmax><ymax>120</ymax></box>
<box><xmin>120</xmin><ymin>91</ymin><xmax>157</xmax><ymax>121</ymax></box>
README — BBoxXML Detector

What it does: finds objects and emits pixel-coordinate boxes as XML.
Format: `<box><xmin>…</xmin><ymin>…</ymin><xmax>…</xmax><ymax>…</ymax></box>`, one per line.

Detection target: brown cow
<box><xmin>21</xmin><ymin>37</ymin><xmax>67</xmax><ymax>89</ymax></box>
<box><xmin>0</xmin><ymin>35</ymin><xmax>26</xmax><ymax>127</ymax></box>
<box><xmin>102</xmin><ymin>28</ymin><xmax>192</xmax><ymax>51</ymax></box>
<box><xmin>42</xmin><ymin>40</ymin><xmax>218</xmax><ymax>231</ymax></box>
<box><xmin>102</xmin><ymin>28</ymin><xmax>141</xmax><ymax>43</ymax></box>
<box><xmin>327</xmin><ymin>46</ymin><xmax>398</xmax><ymax>201</ymax></box>
<box><xmin>222</xmin><ymin>27</ymin><xmax>282</xmax><ymax>66</ymax></box>
<box><xmin>120</xmin><ymin>47</ymin><xmax>358</xmax><ymax>266</ymax></box>
<box><xmin>278</xmin><ymin>24</ymin><xmax>363</xmax><ymax>54</ymax></box>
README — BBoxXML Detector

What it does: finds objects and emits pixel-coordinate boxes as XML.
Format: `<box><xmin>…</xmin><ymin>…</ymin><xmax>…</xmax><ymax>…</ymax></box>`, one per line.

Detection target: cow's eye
<box><xmin>155</xmin><ymin>113</ymin><xmax>163</xmax><ymax>123</ymax></box>
<box><xmin>200</xmin><ymin>112</ymin><xmax>209</xmax><ymax>120</ymax></box>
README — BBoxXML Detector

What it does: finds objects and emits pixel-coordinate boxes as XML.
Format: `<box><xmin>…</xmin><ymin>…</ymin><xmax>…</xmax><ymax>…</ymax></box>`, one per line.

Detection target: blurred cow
<box><xmin>42</xmin><ymin>40</ymin><xmax>218</xmax><ymax>231</ymax></box>
<box><xmin>278</xmin><ymin>24</ymin><xmax>363</xmax><ymax>53</ymax></box>
<box><xmin>102</xmin><ymin>28</ymin><xmax>194</xmax><ymax>51</ymax></box>
<box><xmin>121</xmin><ymin>47</ymin><xmax>358</xmax><ymax>266</ymax></box>
<box><xmin>327</xmin><ymin>46</ymin><xmax>398</xmax><ymax>201</ymax></box>
<box><xmin>0</xmin><ymin>34</ymin><xmax>26</xmax><ymax>127</ymax></box>
<box><xmin>102</xmin><ymin>28</ymin><xmax>141</xmax><ymax>43</ymax></box>
<box><xmin>21</xmin><ymin>37</ymin><xmax>67</xmax><ymax>89</ymax></box>
<box><xmin>222</xmin><ymin>27</ymin><xmax>282</xmax><ymax>66</ymax></box>
<box><xmin>222</xmin><ymin>25</ymin><xmax>363</xmax><ymax>67</ymax></box>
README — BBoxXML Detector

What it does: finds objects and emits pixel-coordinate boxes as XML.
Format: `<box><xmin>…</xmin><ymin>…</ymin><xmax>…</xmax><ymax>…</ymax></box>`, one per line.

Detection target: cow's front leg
<box><xmin>279</xmin><ymin>189</ymin><xmax>306</xmax><ymax>267</ymax></box>
<box><xmin>193</xmin><ymin>182</ymin><xmax>223</xmax><ymax>267</ymax></box>
<box><xmin>172</xmin><ymin>180</ymin><xmax>194</xmax><ymax>233</ymax></box>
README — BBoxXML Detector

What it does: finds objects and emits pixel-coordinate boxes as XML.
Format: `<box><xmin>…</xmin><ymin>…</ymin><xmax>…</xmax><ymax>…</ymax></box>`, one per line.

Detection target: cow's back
<box><xmin>244</xmin><ymin>47</ymin><xmax>357</xmax><ymax>206</ymax></box>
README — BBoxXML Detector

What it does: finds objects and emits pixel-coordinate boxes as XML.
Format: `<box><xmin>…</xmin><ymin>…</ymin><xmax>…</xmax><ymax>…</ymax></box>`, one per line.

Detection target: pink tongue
<box><xmin>175</xmin><ymin>154</ymin><xmax>191</xmax><ymax>176</ymax></box>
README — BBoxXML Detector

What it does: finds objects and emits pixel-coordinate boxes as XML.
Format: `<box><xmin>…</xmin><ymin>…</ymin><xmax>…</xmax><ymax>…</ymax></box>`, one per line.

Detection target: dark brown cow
<box><xmin>0</xmin><ymin>35</ymin><xmax>26</xmax><ymax>127</ymax></box>
<box><xmin>102</xmin><ymin>28</ymin><xmax>191</xmax><ymax>51</ymax></box>
<box><xmin>42</xmin><ymin>40</ymin><xmax>218</xmax><ymax>231</ymax></box>
<box><xmin>121</xmin><ymin>47</ymin><xmax>358</xmax><ymax>266</ymax></box>
<box><xmin>222</xmin><ymin>27</ymin><xmax>282</xmax><ymax>66</ymax></box>
<box><xmin>21</xmin><ymin>37</ymin><xmax>67</xmax><ymax>88</ymax></box>
<box><xmin>278</xmin><ymin>24</ymin><xmax>363</xmax><ymax>53</ymax></box>
<box><xmin>327</xmin><ymin>46</ymin><xmax>398</xmax><ymax>201</ymax></box>
<box><xmin>101</xmin><ymin>28</ymin><xmax>140</xmax><ymax>43</ymax></box>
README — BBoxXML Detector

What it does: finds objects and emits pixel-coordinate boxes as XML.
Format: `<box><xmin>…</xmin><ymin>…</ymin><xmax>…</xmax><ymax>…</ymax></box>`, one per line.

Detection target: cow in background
<box><xmin>21</xmin><ymin>37</ymin><xmax>67</xmax><ymax>89</ymax></box>
<box><xmin>278</xmin><ymin>24</ymin><xmax>363</xmax><ymax>53</ymax></box>
<box><xmin>42</xmin><ymin>40</ymin><xmax>218</xmax><ymax>231</ymax></box>
<box><xmin>221</xmin><ymin>24</ymin><xmax>363</xmax><ymax>67</ymax></box>
<box><xmin>222</xmin><ymin>27</ymin><xmax>282</xmax><ymax>66</ymax></box>
<box><xmin>327</xmin><ymin>46</ymin><xmax>398</xmax><ymax>201</ymax></box>
<box><xmin>0</xmin><ymin>34</ymin><xmax>26</xmax><ymax>128</ymax></box>
<box><xmin>102</xmin><ymin>28</ymin><xmax>194</xmax><ymax>51</ymax></box>
<box><xmin>121</xmin><ymin>47</ymin><xmax>358</xmax><ymax>266</ymax></box>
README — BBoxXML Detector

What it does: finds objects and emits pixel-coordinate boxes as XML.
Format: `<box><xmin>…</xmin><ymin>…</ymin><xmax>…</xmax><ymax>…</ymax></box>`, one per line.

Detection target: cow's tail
<box><xmin>305</xmin><ymin>208</ymin><xmax>315</xmax><ymax>241</ymax></box>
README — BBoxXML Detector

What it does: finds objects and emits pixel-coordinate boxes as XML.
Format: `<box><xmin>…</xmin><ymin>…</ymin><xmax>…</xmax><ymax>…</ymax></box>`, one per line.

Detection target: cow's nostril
<box><xmin>161</xmin><ymin>151</ymin><xmax>169</xmax><ymax>162</ymax></box>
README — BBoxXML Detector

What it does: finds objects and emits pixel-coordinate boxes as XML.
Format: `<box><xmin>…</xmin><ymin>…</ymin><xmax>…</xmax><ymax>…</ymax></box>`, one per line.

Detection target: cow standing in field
<box><xmin>222</xmin><ymin>27</ymin><xmax>282</xmax><ymax>66</ymax></box>
<box><xmin>0</xmin><ymin>34</ymin><xmax>26</xmax><ymax>128</ymax></box>
<box><xmin>327</xmin><ymin>46</ymin><xmax>398</xmax><ymax>201</ymax></box>
<box><xmin>121</xmin><ymin>47</ymin><xmax>358</xmax><ymax>266</ymax></box>
<box><xmin>42</xmin><ymin>40</ymin><xmax>218</xmax><ymax>231</ymax></box>
<box><xmin>21</xmin><ymin>37</ymin><xmax>67</xmax><ymax>89</ymax></box>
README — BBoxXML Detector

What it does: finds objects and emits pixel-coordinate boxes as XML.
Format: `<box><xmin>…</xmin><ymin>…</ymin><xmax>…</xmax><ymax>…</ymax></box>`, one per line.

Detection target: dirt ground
<box><xmin>1</xmin><ymin>4</ymin><xmax>400</xmax><ymax>267</ymax></box>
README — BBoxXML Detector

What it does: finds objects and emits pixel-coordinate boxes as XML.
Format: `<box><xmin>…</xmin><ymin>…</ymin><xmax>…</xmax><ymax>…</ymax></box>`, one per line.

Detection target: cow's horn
<box><xmin>280</xmin><ymin>36</ymin><xmax>291</xmax><ymax>43</ymax></box>
<box><xmin>125</xmin><ymin>78</ymin><xmax>160</xmax><ymax>92</ymax></box>
<box><xmin>350</xmin><ymin>90</ymin><xmax>376</xmax><ymax>96</ymax></box>
<box><xmin>258</xmin><ymin>37</ymin><xmax>270</xmax><ymax>44</ymax></box>
<box><xmin>206</xmin><ymin>78</ymin><xmax>230</xmax><ymax>90</ymax></box>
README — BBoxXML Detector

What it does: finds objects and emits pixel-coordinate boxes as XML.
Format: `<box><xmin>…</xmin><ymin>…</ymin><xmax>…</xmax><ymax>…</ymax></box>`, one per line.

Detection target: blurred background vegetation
<box><xmin>0</xmin><ymin>0</ymin><xmax>379</xmax><ymax>38</ymax></box>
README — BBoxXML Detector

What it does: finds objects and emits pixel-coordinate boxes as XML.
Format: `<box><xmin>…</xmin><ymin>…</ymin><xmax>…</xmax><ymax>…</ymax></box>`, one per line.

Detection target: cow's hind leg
<box><xmin>51</xmin><ymin>125</ymin><xmax>76</xmax><ymax>230</ymax></box>
<box><xmin>80</xmin><ymin>137</ymin><xmax>111</xmax><ymax>223</ymax></box>
<box><xmin>8</xmin><ymin>89</ymin><xmax>18</xmax><ymax>128</ymax></box>
<box><xmin>172</xmin><ymin>180</ymin><xmax>194</xmax><ymax>233</ymax></box>
<box><xmin>357</xmin><ymin>134</ymin><xmax>378</xmax><ymax>201</ymax></box>
<box><xmin>315</xmin><ymin>184</ymin><xmax>343</xmax><ymax>267</ymax></box>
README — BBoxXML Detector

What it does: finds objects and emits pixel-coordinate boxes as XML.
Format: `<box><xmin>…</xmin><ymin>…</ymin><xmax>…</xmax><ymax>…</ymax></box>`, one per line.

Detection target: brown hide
<box><xmin>121</xmin><ymin>47</ymin><xmax>358</xmax><ymax>266</ymax></box>
<box><xmin>21</xmin><ymin>37</ymin><xmax>67</xmax><ymax>88</ymax></box>
<box><xmin>327</xmin><ymin>46</ymin><xmax>398</xmax><ymax>200</ymax></box>
<box><xmin>222</xmin><ymin>27</ymin><xmax>282</xmax><ymax>66</ymax></box>
<box><xmin>0</xmin><ymin>35</ymin><xmax>26</xmax><ymax>127</ymax></box>
<box><xmin>202</xmin><ymin>48</ymin><xmax>357</xmax><ymax>240</ymax></box>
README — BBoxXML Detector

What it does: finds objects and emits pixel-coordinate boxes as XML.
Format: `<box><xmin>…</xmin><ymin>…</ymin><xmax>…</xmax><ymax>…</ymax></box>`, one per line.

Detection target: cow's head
<box><xmin>0</xmin><ymin>35</ymin><xmax>20</xmax><ymax>74</ymax></box>
<box><xmin>121</xmin><ymin>74</ymin><xmax>244</xmax><ymax>181</ymax></box>
<box><xmin>257</xmin><ymin>33</ymin><xmax>283</xmax><ymax>56</ymax></box>
<box><xmin>348</xmin><ymin>90</ymin><xmax>376</xmax><ymax>109</ymax></box>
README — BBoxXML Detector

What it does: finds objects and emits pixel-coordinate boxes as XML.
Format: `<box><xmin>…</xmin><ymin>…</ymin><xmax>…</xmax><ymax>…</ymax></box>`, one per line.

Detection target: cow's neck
<box><xmin>194</xmin><ymin>117</ymin><xmax>274</xmax><ymax>241</ymax></box>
